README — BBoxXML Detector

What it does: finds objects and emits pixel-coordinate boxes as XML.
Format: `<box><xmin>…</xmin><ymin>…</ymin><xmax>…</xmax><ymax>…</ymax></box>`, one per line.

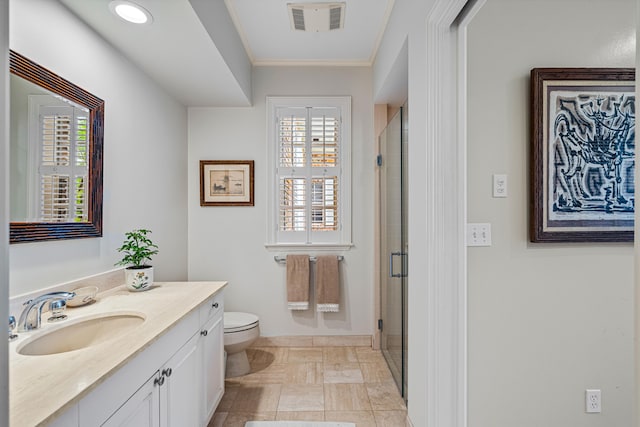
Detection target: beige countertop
<box><xmin>9</xmin><ymin>281</ymin><xmax>227</xmax><ymax>427</ymax></box>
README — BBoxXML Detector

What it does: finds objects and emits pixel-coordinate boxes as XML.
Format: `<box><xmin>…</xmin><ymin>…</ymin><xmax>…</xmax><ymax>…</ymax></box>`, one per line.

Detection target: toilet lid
<box><xmin>224</xmin><ymin>312</ymin><xmax>259</xmax><ymax>333</ymax></box>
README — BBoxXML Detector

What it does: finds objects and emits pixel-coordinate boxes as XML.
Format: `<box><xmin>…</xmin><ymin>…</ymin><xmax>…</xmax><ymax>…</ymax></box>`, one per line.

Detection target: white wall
<box><xmin>0</xmin><ymin>0</ymin><xmax>9</xmax><ymax>423</ymax></box>
<box><xmin>9</xmin><ymin>0</ymin><xmax>189</xmax><ymax>296</ymax></box>
<box><xmin>467</xmin><ymin>1</ymin><xmax>635</xmax><ymax>426</ymax></box>
<box><xmin>373</xmin><ymin>0</ymin><xmax>435</xmax><ymax>102</ymax></box>
<box><xmin>188</xmin><ymin>66</ymin><xmax>374</xmax><ymax>337</ymax></box>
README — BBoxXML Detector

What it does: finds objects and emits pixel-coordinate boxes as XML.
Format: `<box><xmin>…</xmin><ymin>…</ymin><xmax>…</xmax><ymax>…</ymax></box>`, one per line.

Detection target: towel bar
<box><xmin>274</xmin><ymin>255</ymin><xmax>344</xmax><ymax>264</ymax></box>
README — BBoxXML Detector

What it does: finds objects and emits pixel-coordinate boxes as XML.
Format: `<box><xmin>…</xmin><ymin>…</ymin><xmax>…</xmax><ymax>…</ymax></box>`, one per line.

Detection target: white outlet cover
<box><xmin>585</xmin><ymin>389</ymin><xmax>601</xmax><ymax>413</ymax></box>
<box><xmin>492</xmin><ymin>174</ymin><xmax>507</xmax><ymax>198</ymax></box>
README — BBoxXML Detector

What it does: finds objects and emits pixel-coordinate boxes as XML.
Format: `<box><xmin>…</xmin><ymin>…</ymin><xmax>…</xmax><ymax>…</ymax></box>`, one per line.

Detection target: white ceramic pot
<box><xmin>125</xmin><ymin>266</ymin><xmax>153</xmax><ymax>292</ymax></box>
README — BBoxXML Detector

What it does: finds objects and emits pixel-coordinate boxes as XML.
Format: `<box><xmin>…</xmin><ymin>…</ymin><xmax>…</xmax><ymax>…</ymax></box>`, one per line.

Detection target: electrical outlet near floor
<box><xmin>585</xmin><ymin>389</ymin><xmax>601</xmax><ymax>413</ymax></box>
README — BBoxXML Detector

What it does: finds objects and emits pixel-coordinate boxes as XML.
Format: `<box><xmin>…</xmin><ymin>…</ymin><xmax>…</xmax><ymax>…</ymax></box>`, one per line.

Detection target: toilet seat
<box><xmin>224</xmin><ymin>312</ymin><xmax>259</xmax><ymax>333</ymax></box>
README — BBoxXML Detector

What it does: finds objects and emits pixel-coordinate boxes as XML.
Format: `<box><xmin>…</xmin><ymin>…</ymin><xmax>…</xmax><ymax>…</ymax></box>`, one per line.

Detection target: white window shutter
<box><xmin>267</xmin><ymin>97</ymin><xmax>351</xmax><ymax>248</ymax></box>
<box><xmin>37</xmin><ymin>105</ymin><xmax>89</xmax><ymax>222</ymax></box>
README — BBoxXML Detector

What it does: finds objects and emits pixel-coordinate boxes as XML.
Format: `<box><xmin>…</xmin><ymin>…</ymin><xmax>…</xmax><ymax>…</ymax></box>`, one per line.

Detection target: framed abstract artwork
<box><xmin>530</xmin><ymin>68</ymin><xmax>635</xmax><ymax>242</ymax></box>
<box><xmin>200</xmin><ymin>160</ymin><xmax>254</xmax><ymax>206</ymax></box>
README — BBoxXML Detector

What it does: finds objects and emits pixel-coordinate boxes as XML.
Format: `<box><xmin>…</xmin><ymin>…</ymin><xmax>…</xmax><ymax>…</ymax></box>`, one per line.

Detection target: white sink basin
<box><xmin>17</xmin><ymin>312</ymin><xmax>146</xmax><ymax>356</ymax></box>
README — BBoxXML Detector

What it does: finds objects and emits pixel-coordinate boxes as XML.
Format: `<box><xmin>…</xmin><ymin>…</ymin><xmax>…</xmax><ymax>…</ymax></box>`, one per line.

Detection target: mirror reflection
<box><xmin>9</xmin><ymin>50</ymin><xmax>104</xmax><ymax>244</ymax></box>
<box><xmin>10</xmin><ymin>74</ymin><xmax>90</xmax><ymax>223</ymax></box>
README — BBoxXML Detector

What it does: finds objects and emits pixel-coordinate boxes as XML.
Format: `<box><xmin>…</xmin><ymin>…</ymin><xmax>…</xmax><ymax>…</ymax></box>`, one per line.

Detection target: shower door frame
<box><xmin>378</xmin><ymin>105</ymin><xmax>408</xmax><ymax>401</ymax></box>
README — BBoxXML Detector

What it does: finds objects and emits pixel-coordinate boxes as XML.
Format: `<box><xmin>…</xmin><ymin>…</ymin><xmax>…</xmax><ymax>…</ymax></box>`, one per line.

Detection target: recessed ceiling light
<box><xmin>109</xmin><ymin>1</ymin><xmax>153</xmax><ymax>25</ymax></box>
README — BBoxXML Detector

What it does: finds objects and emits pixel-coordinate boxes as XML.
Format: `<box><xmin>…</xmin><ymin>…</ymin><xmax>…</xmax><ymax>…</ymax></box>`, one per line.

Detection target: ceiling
<box><xmin>225</xmin><ymin>0</ymin><xmax>393</xmax><ymax>65</ymax></box>
<box><xmin>59</xmin><ymin>0</ymin><xmax>394</xmax><ymax>107</ymax></box>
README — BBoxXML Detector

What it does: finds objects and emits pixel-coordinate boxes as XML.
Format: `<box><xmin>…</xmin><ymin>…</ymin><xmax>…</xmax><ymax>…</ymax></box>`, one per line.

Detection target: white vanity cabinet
<box><xmin>101</xmin><ymin>372</ymin><xmax>160</xmax><ymax>427</ymax></box>
<box><xmin>199</xmin><ymin>293</ymin><xmax>225</xmax><ymax>425</ymax></box>
<box><xmin>101</xmin><ymin>331</ymin><xmax>201</xmax><ymax>427</ymax></box>
<box><xmin>73</xmin><ymin>289</ymin><xmax>225</xmax><ymax>427</ymax></box>
<box><xmin>161</xmin><ymin>331</ymin><xmax>201</xmax><ymax>426</ymax></box>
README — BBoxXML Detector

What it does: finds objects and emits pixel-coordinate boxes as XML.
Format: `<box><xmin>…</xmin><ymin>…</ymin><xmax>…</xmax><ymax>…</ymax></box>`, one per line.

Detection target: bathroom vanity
<box><xmin>9</xmin><ymin>281</ymin><xmax>227</xmax><ymax>426</ymax></box>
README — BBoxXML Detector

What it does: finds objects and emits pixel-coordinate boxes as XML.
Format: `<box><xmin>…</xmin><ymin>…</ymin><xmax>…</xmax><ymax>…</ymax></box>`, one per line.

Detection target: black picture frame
<box><xmin>530</xmin><ymin>68</ymin><xmax>635</xmax><ymax>243</ymax></box>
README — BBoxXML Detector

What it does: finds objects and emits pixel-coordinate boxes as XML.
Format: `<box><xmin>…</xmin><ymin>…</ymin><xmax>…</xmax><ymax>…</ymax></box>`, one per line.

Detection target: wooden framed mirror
<box><xmin>9</xmin><ymin>50</ymin><xmax>104</xmax><ymax>243</ymax></box>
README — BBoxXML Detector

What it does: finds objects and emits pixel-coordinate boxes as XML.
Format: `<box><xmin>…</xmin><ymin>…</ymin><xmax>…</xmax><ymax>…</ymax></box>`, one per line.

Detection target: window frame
<box><xmin>266</xmin><ymin>96</ymin><xmax>352</xmax><ymax>250</ymax></box>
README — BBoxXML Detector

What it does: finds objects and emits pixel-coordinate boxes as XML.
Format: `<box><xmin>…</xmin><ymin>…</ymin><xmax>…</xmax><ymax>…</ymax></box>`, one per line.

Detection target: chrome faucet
<box><xmin>17</xmin><ymin>291</ymin><xmax>75</xmax><ymax>332</ymax></box>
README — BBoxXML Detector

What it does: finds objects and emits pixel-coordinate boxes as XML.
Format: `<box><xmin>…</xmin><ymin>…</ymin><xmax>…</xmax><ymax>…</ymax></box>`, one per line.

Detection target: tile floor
<box><xmin>209</xmin><ymin>346</ymin><xmax>407</xmax><ymax>427</ymax></box>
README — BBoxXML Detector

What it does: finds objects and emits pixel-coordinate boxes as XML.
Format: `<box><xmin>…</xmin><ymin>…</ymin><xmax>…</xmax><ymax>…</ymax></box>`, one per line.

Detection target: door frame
<box><xmin>409</xmin><ymin>1</ymin><xmax>484</xmax><ymax>426</ymax></box>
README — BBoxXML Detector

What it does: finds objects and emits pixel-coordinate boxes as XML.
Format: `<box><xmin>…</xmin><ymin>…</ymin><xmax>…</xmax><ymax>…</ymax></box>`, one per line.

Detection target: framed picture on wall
<box><xmin>200</xmin><ymin>160</ymin><xmax>254</xmax><ymax>206</ymax></box>
<box><xmin>530</xmin><ymin>68</ymin><xmax>635</xmax><ymax>242</ymax></box>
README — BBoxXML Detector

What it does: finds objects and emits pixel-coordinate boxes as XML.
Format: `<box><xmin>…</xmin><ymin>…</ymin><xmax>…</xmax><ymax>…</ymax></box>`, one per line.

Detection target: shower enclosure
<box><xmin>378</xmin><ymin>105</ymin><xmax>408</xmax><ymax>400</ymax></box>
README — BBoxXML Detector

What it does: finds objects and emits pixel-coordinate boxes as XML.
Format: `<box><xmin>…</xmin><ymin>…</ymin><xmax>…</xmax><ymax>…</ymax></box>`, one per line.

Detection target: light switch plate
<box><xmin>466</xmin><ymin>223</ymin><xmax>491</xmax><ymax>247</ymax></box>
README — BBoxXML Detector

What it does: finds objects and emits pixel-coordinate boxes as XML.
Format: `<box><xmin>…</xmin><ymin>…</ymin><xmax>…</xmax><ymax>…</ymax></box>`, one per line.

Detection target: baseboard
<box><xmin>252</xmin><ymin>335</ymin><xmax>372</xmax><ymax>348</ymax></box>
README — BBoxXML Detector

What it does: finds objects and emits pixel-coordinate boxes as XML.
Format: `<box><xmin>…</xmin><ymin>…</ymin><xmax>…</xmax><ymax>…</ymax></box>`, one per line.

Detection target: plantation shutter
<box><xmin>276</xmin><ymin>106</ymin><xmax>341</xmax><ymax>243</ymax></box>
<box><xmin>38</xmin><ymin>105</ymin><xmax>89</xmax><ymax>222</ymax></box>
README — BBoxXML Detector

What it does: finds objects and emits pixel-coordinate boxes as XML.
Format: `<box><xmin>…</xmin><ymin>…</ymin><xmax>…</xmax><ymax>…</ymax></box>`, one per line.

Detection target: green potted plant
<box><xmin>115</xmin><ymin>228</ymin><xmax>159</xmax><ymax>292</ymax></box>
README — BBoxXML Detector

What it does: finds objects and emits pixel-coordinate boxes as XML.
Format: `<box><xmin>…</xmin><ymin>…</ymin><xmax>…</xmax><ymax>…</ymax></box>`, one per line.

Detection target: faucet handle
<box><xmin>8</xmin><ymin>316</ymin><xmax>17</xmax><ymax>341</ymax></box>
<box><xmin>48</xmin><ymin>299</ymin><xmax>68</xmax><ymax>323</ymax></box>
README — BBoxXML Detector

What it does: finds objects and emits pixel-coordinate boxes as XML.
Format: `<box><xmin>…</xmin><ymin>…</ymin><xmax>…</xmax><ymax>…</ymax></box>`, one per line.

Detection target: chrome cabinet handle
<box><xmin>201</xmin><ymin>330</ymin><xmax>208</xmax><ymax>337</ymax></box>
<box><xmin>154</xmin><ymin>375</ymin><xmax>165</xmax><ymax>386</ymax></box>
<box><xmin>212</xmin><ymin>302</ymin><xmax>219</xmax><ymax>308</ymax></box>
<box><xmin>162</xmin><ymin>368</ymin><xmax>172</xmax><ymax>378</ymax></box>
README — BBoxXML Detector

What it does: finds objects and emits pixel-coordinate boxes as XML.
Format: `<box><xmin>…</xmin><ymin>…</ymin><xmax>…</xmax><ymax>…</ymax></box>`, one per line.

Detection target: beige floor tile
<box><xmin>208</xmin><ymin>412</ymin><xmax>227</xmax><ymax>427</ymax></box>
<box><xmin>355</xmin><ymin>348</ymin><xmax>386</xmax><ymax>363</ymax></box>
<box><xmin>365</xmin><ymin>383</ymin><xmax>406</xmax><ymax>411</ymax></box>
<box><xmin>325</xmin><ymin>410</ymin><xmax>377</xmax><ymax>427</ymax></box>
<box><xmin>277</xmin><ymin>384</ymin><xmax>325</xmax><ymax>411</ymax></box>
<box><xmin>374</xmin><ymin>410</ymin><xmax>408</xmax><ymax>426</ymax></box>
<box><xmin>227</xmin><ymin>363</ymin><xmax>287</xmax><ymax>385</ymax></box>
<box><xmin>250</xmin><ymin>347</ymin><xmax>289</xmax><ymax>364</ymax></box>
<box><xmin>253</xmin><ymin>336</ymin><xmax>314</xmax><ymax>347</ymax></box>
<box><xmin>323</xmin><ymin>347</ymin><xmax>359</xmax><ymax>363</ymax></box>
<box><xmin>381</xmin><ymin>349</ymin><xmax>402</xmax><ymax>382</ymax></box>
<box><xmin>323</xmin><ymin>362</ymin><xmax>364</xmax><ymax>384</ymax></box>
<box><xmin>216</xmin><ymin>412</ymin><xmax>276</xmax><ymax>426</ymax></box>
<box><xmin>217</xmin><ymin>384</ymin><xmax>240</xmax><ymax>412</ymax></box>
<box><xmin>230</xmin><ymin>384</ymin><xmax>282</xmax><ymax>412</ymax></box>
<box><xmin>359</xmin><ymin>363</ymin><xmax>395</xmax><ymax>383</ymax></box>
<box><xmin>216</xmin><ymin>344</ymin><xmax>404</xmax><ymax>426</ymax></box>
<box><xmin>285</xmin><ymin>362</ymin><xmax>324</xmax><ymax>384</ymax></box>
<box><xmin>276</xmin><ymin>411</ymin><xmax>326</xmax><ymax>421</ymax></box>
<box><xmin>324</xmin><ymin>384</ymin><xmax>372</xmax><ymax>411</ymax></box>
<box><xmin>313</xmin><ymin>336</ymin><xmax>371</xmax><ymax>347</ymax></box>
<box><xmin>287</xmin><ymin>347</ymin><xmax>324</xmax><ymax>363</ymax></box>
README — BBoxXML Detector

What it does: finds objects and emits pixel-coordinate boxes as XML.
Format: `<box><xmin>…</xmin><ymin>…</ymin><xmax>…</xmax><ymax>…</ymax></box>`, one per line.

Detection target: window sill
<box><xmin>264</xmin><ymin>243</ymin><xmax>354</xmax><ymax>252</ymax></box>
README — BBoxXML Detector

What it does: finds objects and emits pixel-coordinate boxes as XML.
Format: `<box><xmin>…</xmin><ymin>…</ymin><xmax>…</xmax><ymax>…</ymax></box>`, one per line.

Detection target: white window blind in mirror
<box><xmin>36</xmin><ymin>105</ymin><xmax>88</xmax><ymax>222</ymax></box>
<box><xmin>267</xmin><ymin>97</ymin><xmax>351</xmax><ymax>248</ymax></box>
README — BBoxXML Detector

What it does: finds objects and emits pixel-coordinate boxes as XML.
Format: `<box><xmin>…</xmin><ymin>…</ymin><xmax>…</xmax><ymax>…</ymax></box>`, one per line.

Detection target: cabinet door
<box><xmin>201</xmin><ymin>315</ymin><xmax>224</xmax><ymax>425</ymax></box>
<box><xmin>102</xmin><ymin>372</ymin><xmax>160</xmax><ymax>427</ymax></box>
<box><xmin>161</xmin><ymin>332</ymin><xmax>200</xmax><ymax>427</ymax></box>
<box><xmin>48</xmin><ymin>404</ymin><xmax>78</xmax><ymax>427</ymax></box>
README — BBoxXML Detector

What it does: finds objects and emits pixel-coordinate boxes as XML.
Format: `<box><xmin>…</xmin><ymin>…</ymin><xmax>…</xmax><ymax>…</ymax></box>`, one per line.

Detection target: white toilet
<box><xmin>223</xmin><ymin>312</ymin><xmax>260</xmax><ymax>378</ymax></box>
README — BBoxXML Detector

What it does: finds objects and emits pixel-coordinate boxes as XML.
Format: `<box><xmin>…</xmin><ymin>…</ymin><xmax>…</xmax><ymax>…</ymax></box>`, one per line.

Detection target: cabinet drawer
<box><xmin>199</xmin><ymin>290</ymin><xmax>224</xmax><ymax>325</ymax></box>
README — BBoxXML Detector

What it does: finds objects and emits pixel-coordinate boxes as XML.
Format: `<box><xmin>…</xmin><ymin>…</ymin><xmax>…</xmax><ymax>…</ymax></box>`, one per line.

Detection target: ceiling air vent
<box><xmin>288</xmin><ymin>3</ymin><xmax>345</xmax><ymax>32</ymax></box>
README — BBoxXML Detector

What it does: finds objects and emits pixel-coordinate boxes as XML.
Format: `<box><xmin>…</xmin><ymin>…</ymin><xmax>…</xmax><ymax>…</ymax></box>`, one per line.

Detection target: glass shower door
<box><xmin>378</xmin><ymin>106</ymin><xmax>408</xmax><ymax>400</ymax></box>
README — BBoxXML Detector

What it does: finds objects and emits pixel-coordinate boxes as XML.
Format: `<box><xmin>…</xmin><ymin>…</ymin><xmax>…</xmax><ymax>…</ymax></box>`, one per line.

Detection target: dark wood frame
<box><xmin>9</xmin><ymin>50</ymin><xmax>104</xmax><ymax>243</ymax></box>
<box><xmin>530</xmin><ymin>67</ymin><xmax>635</xmax><ymax>243</ymax></box>
<box><xmin>200</xmin><ymin>160</ymin><xmax>254</xmax><ymax>206</ymax></box>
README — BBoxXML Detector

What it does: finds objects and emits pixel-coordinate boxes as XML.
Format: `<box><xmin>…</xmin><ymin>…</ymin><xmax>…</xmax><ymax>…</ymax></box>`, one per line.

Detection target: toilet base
<box><xmin>225</xmin><ymin>349</ymin><xmax>251</xmax><ymax>378</ymax></box>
